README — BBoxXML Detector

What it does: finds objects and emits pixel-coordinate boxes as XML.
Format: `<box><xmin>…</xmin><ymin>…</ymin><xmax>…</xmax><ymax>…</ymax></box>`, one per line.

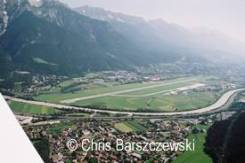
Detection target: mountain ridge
<box><xmin>0</xmin><ymin>0</ymin><xmax>244</xmax><ymax>79</ymax></box>
<box><xmin>77</xmin><ymin>5</ymin><xmax>245</xmax><ymax>63</ymax></box>
<box><xmin>1</xmin><ymin>0</ymin><xmax>165</xmax><ymax>76</ymax></box>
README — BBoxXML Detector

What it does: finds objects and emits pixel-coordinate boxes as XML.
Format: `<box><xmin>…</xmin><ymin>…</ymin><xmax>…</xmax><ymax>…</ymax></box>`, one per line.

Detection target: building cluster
<box><xmin>19</xmin><ymin>109</ymin><xmax>237</xmax><ymax>163</ymax></box>
<box><xmin>24</xmin><ymin>119</ymin><xmax>195</xmax><ymax>163</ymax></box>
<box><xmin>28</xmin><ymin>75</ymin><xmax>68</xmax><ymax>94</ymax></box>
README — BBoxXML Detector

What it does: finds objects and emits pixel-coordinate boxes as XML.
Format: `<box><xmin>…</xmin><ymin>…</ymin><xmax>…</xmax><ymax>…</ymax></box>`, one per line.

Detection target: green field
<box><xmin>74</xmin><ymin>91</ymin><xmax>220</xmax><ymax>111</ymax></box>
<box><xmin>34</xmin><ymin>76</ymin><xmax>222</xmax><ymax>112</ymax></box>
<box><xmin>115</xmin><ymin>123</ymin><xmax>134</xmax><ymax>133</ymax></box>
<box><xmin>173</xmin><ymin>125</ymin><xmax>212</xmax><ymax>163</ymax></box>
<box><xmin>48</xmin><ymin>122</ymin><xmax>75</xmax><ymax>136</ymax></box>
<box><xmin>114</xmin><ymin>120</ymin><xmax>146</xmax><ymax>133</ymax></box>
<box><xmin>9</xmin><ymin>101</ymin><xmax>61</xmax><ymax>115</ymax></box>
<box><xmin>34</xmin><ymin>77</ymin><xmax>198</xmax><ymax>102</ymax></box>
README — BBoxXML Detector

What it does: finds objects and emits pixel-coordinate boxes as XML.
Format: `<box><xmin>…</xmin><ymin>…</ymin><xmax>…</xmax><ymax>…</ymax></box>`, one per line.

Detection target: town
<box><xmin>21</xmin><ymin>109</ymin><xmax>237</xmax><ymax>163</ymax></box>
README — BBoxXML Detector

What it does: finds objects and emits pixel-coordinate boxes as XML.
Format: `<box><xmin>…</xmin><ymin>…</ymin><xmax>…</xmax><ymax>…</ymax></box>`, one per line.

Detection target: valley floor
<box><xmin>33</xmin><ymin>76</ymin><xmax>229</xmax><ymax>112</ymax></box>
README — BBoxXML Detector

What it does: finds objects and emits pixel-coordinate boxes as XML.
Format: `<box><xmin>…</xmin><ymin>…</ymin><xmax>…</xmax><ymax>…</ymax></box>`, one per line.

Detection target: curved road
<box><xmin>3</xmin><ymin>88</ymin><xmax>245</xmax><ymax>116</ymax></box>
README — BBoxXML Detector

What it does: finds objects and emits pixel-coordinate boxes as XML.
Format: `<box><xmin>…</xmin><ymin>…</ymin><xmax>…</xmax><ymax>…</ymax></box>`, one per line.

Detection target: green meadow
<box><xmin>9</xmin><ymin>101</ymin><xmax>61</xmax><ymax>115</ymax></box>
<box><xmin>173</xmin><ymin>125</ymin><xmax>212</xmax><ymax>163</ymax></box>
<box><xmin>34</xmin><ymin>76</ymin><xmax>222</xmax><ymax>112</ymax></box>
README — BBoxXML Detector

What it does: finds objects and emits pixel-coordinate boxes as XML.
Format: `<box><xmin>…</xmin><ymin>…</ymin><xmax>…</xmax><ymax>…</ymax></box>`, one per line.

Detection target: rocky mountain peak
<box><xmin>28</xmin><ymin>0</ymin><xmax>43</xmax><ymax>7</ymax></box>
<box><xmin>0</xmin><ymin>0</ymin><xmax>8</xmax><ymax>36</ymax></box>
<box><xmin>76</xmin><ymin>5</ymin><xmax>146</xmax><ymax>24</ymax></box>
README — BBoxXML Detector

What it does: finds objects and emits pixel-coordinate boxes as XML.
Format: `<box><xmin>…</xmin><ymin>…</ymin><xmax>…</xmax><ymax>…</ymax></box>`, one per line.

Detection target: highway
<box><xmin>3</xmin><ymin>88</ymin><xmax>245</xmax><ymax>116</ymax></box>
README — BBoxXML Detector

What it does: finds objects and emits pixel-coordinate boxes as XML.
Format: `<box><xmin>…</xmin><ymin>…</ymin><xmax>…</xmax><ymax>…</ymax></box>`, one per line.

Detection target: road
<box><xmin>3</xmin><ymin>88</ymin><xmax>245</xmax><ymax>116</ymax></box>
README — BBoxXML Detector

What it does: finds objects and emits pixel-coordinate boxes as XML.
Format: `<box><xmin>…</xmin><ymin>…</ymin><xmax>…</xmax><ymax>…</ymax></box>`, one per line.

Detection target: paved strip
<box><xmin>3</xmin><ymin>89</ymin><xmax>244</xmax><ymax>116</ymax></box>
<box><xmin>61</xmin><ymin>78</ymin><xmax>196</xmax><ymax>103</ymax></box>
<box><xmin>113</xmin><ymin>83</ymin><xmax>205</xmax><ymax>98</ymax></box>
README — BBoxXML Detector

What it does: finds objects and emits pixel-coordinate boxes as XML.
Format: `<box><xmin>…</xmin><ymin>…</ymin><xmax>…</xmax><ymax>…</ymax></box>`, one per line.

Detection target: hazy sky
<box><xmin>60</xmin><ymin>0</ymin><xmax>245</xmax><ymax>42</ymax></box>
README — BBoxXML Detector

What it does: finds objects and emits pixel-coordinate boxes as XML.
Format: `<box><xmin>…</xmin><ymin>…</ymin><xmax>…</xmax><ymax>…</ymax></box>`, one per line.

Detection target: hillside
<box><xmin>0</xmin><ymin>0</ymin><xmax>244</xmax><ymax>79</ymax></box>
<box><xmin>0</xmin><ymin>0</ymin><xmax>170</xmax><ymax>77</ymax></box>
<box><xmin>205</xmin><ymin>111</ymin><xmax>245</xmax><ymax>163</ymax></box>
<box><xmin>77</xmin><ymin>6</ymin><xmax>245</xmax><ymax>64</ymax></box>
